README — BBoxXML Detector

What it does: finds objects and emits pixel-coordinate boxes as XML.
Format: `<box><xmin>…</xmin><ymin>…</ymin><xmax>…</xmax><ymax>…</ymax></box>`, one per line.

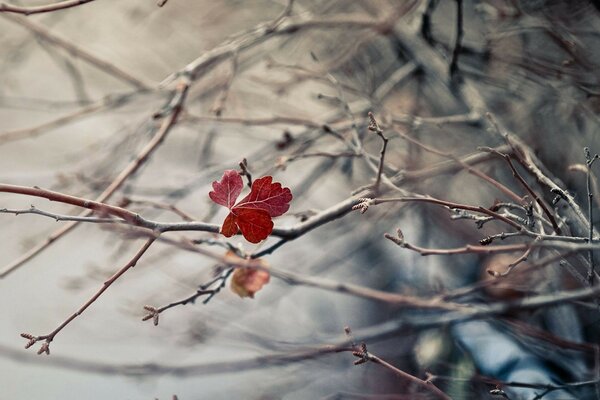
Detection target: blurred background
<box><xmin>0</xmin><ymin>0</ymin><xmax>599</xmax><ymax>399</ymax></box>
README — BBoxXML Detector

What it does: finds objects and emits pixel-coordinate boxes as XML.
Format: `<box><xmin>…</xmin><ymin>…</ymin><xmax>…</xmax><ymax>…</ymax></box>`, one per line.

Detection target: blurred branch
<box><xmin>347</xmin><ymin>334</ymin><xmax>451</xmax><ymax>400</ymax></box>
<box><xmin>8</xmin><ymin>283</ymin><xmax>600</xmax><ymax>374</ymax></box>
<box><xmin>20</xmin><ymin>237</ymin><xmax>156</xmax><ymax>355</ymax></box>
<box><xmin>0</xmin><ymin>0</ymin><xmax>95</xmax><ymax>15</ymax></box>
<box><xmin>161</xmin><ymin>10</ymin><xmax>411</xmax><ymax>86</ymax></box>
<box><xmin>0</xmin><ymin>77</ymin><xmax>190</xmax><ymax>278</ymax></box>
<box><xmin>2</xmin><ymin>13</ymin><xmax>152</xmax><ymax>89</ymax></box>
<box><xmin>449</xmin><ymin>0</ymin><xmax>463</xmax><ymax>77</ymax></box>
<box><xmin>0</xmin><ymin>92</ymin><xmax>139</xmax><ymax>146</ymax></box>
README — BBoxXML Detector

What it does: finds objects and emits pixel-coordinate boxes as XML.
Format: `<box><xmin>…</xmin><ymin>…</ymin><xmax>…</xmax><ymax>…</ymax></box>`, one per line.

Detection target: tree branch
<box><xmin>0</xmin><ymin>0</ymin><xmax>95</xmax><ymax>15</ymax></box>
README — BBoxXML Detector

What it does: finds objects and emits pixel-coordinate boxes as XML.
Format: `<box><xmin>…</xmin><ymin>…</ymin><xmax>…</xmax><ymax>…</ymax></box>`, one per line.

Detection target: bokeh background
<box><xmin>1</xmin><ymin>0</ymin><xmax>599</xmax><ymax>399</ymax></box>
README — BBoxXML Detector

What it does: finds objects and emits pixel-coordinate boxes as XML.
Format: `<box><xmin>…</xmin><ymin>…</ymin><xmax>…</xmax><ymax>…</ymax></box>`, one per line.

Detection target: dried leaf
<box><xmin>230</xmin><ymin>262</ymin><xmax>270</xmax><ymax>298</ymax></box>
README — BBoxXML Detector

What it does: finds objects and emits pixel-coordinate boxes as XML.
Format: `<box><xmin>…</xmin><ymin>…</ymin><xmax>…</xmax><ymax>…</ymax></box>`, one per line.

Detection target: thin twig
<box><xmin>355</xmin><ymin>196</ymin><xmax>525</xmax><ymax>231</ymax></box>
<box><xmin>119</xmin><ymin>197</ymin><xmax>197</xmax><ymax>222</ymax></box>
<box><xmin>2</xmin><ymin>14</ymin><xmax>151</xmax><ymax>90</ymax></box>
<box><xmin>394</xmin><ymin>128</ymin><xmax>523</xmax><ymax>203</ymax></box>
<box><xmin>367</xmin><ymin>112</ymin><xmax>388</xmax><ymax>194</ymax></box>
<box><xmin>0</xmin><ymin>0</ymin><xmax>95</xmax><ymax>15</ymax></box>
<box><xmin>0</xmin><ymin>77</ymin><xmax>189</xmax><ymax>278</ymax></box>
<box><xmin>0</xmin><ymin>92</ymin><xmax>138</xmax><ymax>146</ymax></box>
<box><xmin>21</xmin><ymin>237</ymin><xmax>157</xmax><ymax>355</ymax></box>
<box><xmin>384</xmin><ymin>228</ymin><xmax>600</xmax><ymax>256</ymax></box>
<box><xmin>12</xmin><ymin>282</ymin><xmax>600</xmax><ymax>374</ymax></box>
<box><xmin>480</xmin><ymin>144</ymin><xmax>561</xmax><ymax>234</ymax></box>
<box><xmin>487</xmin><ymin>242</ymin><xmax>536</xmax><ymax>277</ymax></box>
<box><xmin>449</xmin><ymin>0</ymin><xmax>463</xmax><ymax>77</ymax></box>
<box><xmin>210</xmin><ymin>53</ymin><xmax>238</xmax><ymax>116</ymax></box>
<box><xmin>585</xmin><ymin>147</ymin><xmax>599</xmax><ymax>285</ymax></box>
<box><xmin>348</xmin><ymin>337</ymin><xmax>451</xmax><ymax>400</ymax></box>
<box><xmin>0</xmin><ymin>206</ymin><xmax>122</xmax><ymax>224</ymax></box>
<box><xmin>421</xmin><ymin>0</ymin><xmax>439</xmax><ymax>45</ymax></box>
<box><xmin>142</xmin><ymin>268</ymin><xmax>234</xmax><ymax>325</ymax></box>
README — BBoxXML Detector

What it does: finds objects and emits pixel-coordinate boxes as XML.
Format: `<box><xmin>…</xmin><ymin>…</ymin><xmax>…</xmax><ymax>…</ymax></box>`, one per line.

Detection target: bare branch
<box><xmin>0</xmin><ymin>77</ymin><xmax>190</xmax><ymax>278</ymax></box>
<box><xmin>21</xmin><ymin>237</ymin><xmax>156</xmax><ymax>355</ymax></box>
<box><xmin>0</xmin><ymin>0</ymin><xmax>95</xmax><ymax>15</ymax></box>
<box><xmin>2</xmin><ymin>14</ymin><xmax>151</xmax><ymax>89</ymax></box>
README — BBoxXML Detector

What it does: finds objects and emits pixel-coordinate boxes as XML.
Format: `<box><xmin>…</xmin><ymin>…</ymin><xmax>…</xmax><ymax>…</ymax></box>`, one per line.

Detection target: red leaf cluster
<box><xmin>209</xmin><ymin>170</ymin><xmax>292</xmax><ymax>243</ymax></box>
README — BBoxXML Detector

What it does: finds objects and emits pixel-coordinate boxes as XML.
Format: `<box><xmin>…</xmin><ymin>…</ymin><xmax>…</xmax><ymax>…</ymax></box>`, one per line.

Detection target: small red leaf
<box><xmin>209</xmin><ymin>170</ymin><xmax>292</xmax><ymax>242</ymax></box>
<box><xmin>209</xmin><ymin>170</ymin><xmax>243</xmax><ymax>209</ymax></box>
<box><xmin>221</xmin><ymin>212</ymin><xmax>239</xmax><ymax>237</ymax></box>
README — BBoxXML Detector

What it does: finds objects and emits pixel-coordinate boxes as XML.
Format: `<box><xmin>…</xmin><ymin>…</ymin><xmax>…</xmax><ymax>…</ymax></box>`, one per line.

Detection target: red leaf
<box><xmin>235</xmin><ymin>176</ymin><xmax>293</xmax><ymax>217</ymax></box>
<box><xmin>209</xmin><ymin>170</ymin><xmax>292</xmax><ymax>242</ymax></box>
<box><xmin>209</xmin><ymin>170</ymin><xmax>243</xmax><ymax>209</ymax></box>
<box><xmin>233</xmin><ymin>208</ymin><xmax>273</xmax><ymax>243</ymax></box>
<box><xmin>220</xmin><ymin>212</ymin><xmax>239</xmax><ymax>237</ymax></box>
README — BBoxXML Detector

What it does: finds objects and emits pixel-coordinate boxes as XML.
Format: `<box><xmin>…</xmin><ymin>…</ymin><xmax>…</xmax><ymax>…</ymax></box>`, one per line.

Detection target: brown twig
<box><xmin>368</xmin><ymin>112</ymin><xmax>388</xmax><ymax>194</ymax></box>
<box><xmin>347</xmin><ymin>337</ymin><xmax>451</xmax><ymax>400</ymax></box>
<box><xmin>0</xmin><ymin>77</ymin><xmax>189</xmax><ymax>278</ymax></box>
<box><xmin>481</xmin><ymin>120</ymin><xmax>562</xmax><ymax>234</ymax></box>
<box><xmin>393</xmin><ymin>128</ymin><xmax>523</xmax><ymax>203</ymax></box>
<box><xmin>0</xmin><ymin>94</ymin><xmax>122</xmax><ymax>146</ymax></box>
<box><xmin>119</xmin><ymin>197</ymin><xmax>197</xmax><ymax>222</ymax></box>
<box><xmin>239</xmin><ymin>158</ymin><xmax>253</xmax><ymax>188</ymax></box>
<box><xmin>487</xmin><ymin>242</ymin><xmax>536</xmax><ymax>277</ymax></box>
<box><xmin>11</xmin><ymin>282</ymin><xmax>600</xmax><ymax>373</ymax></box>
<box><xmin>449</xmin><ymin>0</ymin><xmax>463</xmax><ymax>77</ymax></box>
<box><xmin>355</xmin><ymin>196</ymin><xmax>525</xmax><ymax>231</ymax></box>
<box><xmin>383</xmin><ymin>228</ymin><xmax>599</xmax><ymax>256</ymax></box>
<box><xmin>21</xmin><ymin>237</ymin><xmax>157</xmax><ymax>355</ymax></box>
<box><xmin>210</xmin><ymin>53</ymin><xmax>238</xmax><ymax>116</ymax></box>
<box><xmin>276</xmin><ymin>151</ymin><xmax>360</xmax><ymax>170</ymax></box>
<box><xmin>142</xmin><ymin>268</ymin><xmax>234</xmax><ymax>326</ymax></box>
<box><xmin>0</xmin><ymin>0</ymin><xmax>95</xmax><ymax>15</ymax></box>
<box><xmin>2</xmin><ymin>14</ymin><xmax>151</xmax><ymax>90</ymax></box>
<box><xmin>161</xmin><ymin>12</ymin><xmax>413</xmax><ymax>86</ymax></box>
<box><xmin>585</xmin><ymin>147</ymin><xmax>599</xmax><ymax>285</ymax></box>
<box><xmin>137</xmin><ymin>234</ymin><xmax>465</xmax><ymax>311</ymax></box>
